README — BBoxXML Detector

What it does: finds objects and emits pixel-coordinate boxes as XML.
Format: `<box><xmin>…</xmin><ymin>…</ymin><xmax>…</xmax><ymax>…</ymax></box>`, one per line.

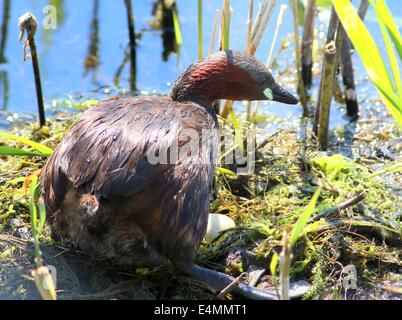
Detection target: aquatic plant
<box><xmin>0</xmin><ymin>130</ymin><xmax>53</xmax><ymax>157</ymax></box>
<box><xmin>333</xmin><ymin>0</ymin><xmax>402</xmax><ymax>126</ymax></box>
<box><xmin>18</xmin><ymin>13</ymin><xmax>45</xmax><ymax>127</ymax></box>
<box><xmin>198</xmin><ymin>0</ymin><xmax>203</xmax><ymax>59</ymax></box>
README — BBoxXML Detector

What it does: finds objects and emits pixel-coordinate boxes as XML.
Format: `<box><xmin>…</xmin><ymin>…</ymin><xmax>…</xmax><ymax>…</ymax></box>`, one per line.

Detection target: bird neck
<box><xmin>169</xmin><ymin>59</ymin><xmax>244</xmax><ymax>106</ymax></box>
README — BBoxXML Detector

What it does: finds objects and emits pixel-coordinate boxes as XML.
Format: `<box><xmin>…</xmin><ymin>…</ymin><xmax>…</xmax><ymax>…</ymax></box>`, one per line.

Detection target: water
<box><xmin>0</xmin><ymin>0</ymin><xmax>401</xmax><ymax>127</ymax></box>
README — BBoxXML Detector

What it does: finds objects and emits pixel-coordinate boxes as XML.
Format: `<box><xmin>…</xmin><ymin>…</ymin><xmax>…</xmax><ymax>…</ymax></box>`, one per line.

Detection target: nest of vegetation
<box><xmin>0</xmin><ymin>108</ymin><xmax>401</xmax><ymax>300</ymax></box>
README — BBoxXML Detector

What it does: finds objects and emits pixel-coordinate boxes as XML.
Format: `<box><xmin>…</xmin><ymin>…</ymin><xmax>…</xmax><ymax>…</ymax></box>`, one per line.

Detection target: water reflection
<box><xmin>0</xmin><ymin>0</ymin><xmax>398</xmax><ymax>127</ymax></box>
<box><xmin>0</xmin><ymin>0</ymin><xmax>9</xmax><ymax>110</ymax></box>
<box><xmin>84</xmin><ymin>0</ymin><xmax>100</xmax><ymax>82</ymax></box>
<box><xmin>0</xmin><ymin>70</ymin><xmax>8</xmax><ymax>110</ymax></box>
<box><xmin>41</xmin><ymin>0</ymin><xmax>65</xmax><ymax>54</ymax></box>
<box><xmin>0</xmin><ymin>0</ymin><xmax>10</xmax><ymax>64</ymax></box>
<box><xmin>151</xmin><ymin>0</ymin><xmax>180</xmax><ymax>62</ymax></box>
<box><xmin>124</xmin><ymin>0</ymin><xmax>137</xmax><ymax>91</ymax></box>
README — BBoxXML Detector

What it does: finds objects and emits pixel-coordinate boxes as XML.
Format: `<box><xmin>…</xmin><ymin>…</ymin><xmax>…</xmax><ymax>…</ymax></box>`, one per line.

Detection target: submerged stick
<box><xmin>309</xmin><ymin>192</ymin><xmax>365</xmax><ymax>223</ymax></box>
<box><xmin>216</xmin><ymin>273</ymin><xmax>247</xmax><ymax>299</ymax></box>
<box><xmin>18</xmin><ymin>13</ymin><xmax>45</xmax><ymax>127</ymax></box>
<box><xmin>301</xmin><ymin>0</ymin><xmax>315</xmax><ymax>93</ymax></box>
<box><xmin>124</xmin><ymin>0</ymin><xmax>137</xmax><ymax>91</ymax></box>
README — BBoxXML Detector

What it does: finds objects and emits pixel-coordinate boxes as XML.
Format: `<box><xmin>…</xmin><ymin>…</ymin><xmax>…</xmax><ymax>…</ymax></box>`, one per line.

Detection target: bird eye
<box><xmin>257</xmin><ymin>76</ymin><xmax>267</xmax><ymax>86</ymax></box>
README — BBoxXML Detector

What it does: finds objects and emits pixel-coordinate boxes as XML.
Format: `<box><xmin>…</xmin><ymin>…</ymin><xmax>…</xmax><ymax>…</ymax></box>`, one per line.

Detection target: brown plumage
<box><xmin>41</xmin><ymin>50</ymin><xmax>301</xmax><ymax>299</ymax></box>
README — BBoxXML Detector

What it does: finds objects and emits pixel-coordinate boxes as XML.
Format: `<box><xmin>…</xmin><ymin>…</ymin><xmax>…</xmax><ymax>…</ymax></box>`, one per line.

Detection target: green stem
<box><xmin>198</xmin><ymin>0</ymin><xmax>203</xmax><ymax>59</ymax></box>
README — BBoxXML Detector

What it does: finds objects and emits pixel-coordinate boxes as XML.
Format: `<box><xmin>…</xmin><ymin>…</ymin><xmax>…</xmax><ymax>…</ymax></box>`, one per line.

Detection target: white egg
<box><xmin>205</xmin><ymin>214</ymin><xmax>236</xmax><ymax>243</ymax></box>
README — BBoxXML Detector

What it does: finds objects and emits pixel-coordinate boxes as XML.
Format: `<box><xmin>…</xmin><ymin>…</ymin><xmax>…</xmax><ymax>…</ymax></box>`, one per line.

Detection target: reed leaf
<box><xmin>0</xmin><ymin>146</ymin><xmax>49</xmax><ymax>157</ymax></box>
<box><xmin>0</xmin><ymin>130</ymin><xmax>53</xmax><ymax>155</ymax></box>
<box><xmin>198</xmin><ymin>0</ymin><xmax>203</xmax><ymax>59</ymax></box>
<box><xmin>290</xmin><ymin>187</ymin><xmax>321</xmax><ymax>249</ymax></box>
<box><xmin>222</xmin><ymin>0</ymin><xmax>231</xmax><ymax>50</ymax></box>
<box><xmin>370</xmin><ymin>0</ymin><xmax>402</xmax><ymax>61</ymax></box>
<box><xmin>333</xmin><ymin>0</ymin><xmax>402</xmax><ymax>126</ymax></box>
<box><xmin>172</xmin><ymin>8</ymin><xmax>182</xmax><ymax>46</ymax></box>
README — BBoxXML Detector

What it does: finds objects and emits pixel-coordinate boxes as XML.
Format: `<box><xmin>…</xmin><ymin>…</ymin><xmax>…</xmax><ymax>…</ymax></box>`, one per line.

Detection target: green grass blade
<box><xmin>222</xmin><ymin>0</ymin><xmax>231</xmax><ymax>50</ymax></box>
<box><xmin>229</xmin><ymin>109</ymin><xmax>244</xmax><ymax>155</ymax></box>
<box><xmin>215</xmin><ymin>166</ymin><xmax>237</xmax><ymax>176</ymax></box>
<box><xmin>333</xmin><ymin>0</ymin><xmax>402</xmax><ymax>126</ymax></box>
<box><xmin>333</xmin><ymin>0</ymin><xmax>393</xmax><ymax>88</ymax></box>
<box><xmin>0</xmin><ymin>146</ymin><xmax>49</xmax><ymax>157</ymax></box>
<box><xmin>377</xmin><ymin>18</ymin><xmax>402</xmax><ymax>98</ymax></box>
<box><xmin>375</xmin><ymin>82</ymin><xmax>402</xmax><ymax>125</ymax></box>
<box><xmin>369</xmin><ymin>0</ymin><xmax>402</xmax><ymax>97</ymax></box>
<box><xmin>172</xmin><ymin>8</ymin><xmax>182</xmax><ymax>46</ymax></box>
<box><xmin>290</xmin><ymin>187</ymin><xmax>322</xmax><ymax>249</ymax></box>
<box><xmin>374</xmin><ymin>0</ymin><xmax>402</xmax><ymax>61</ymax></box>
<box><xmin>369</xmin><ymin>165</ymin><xmax>402</xmax><ymax>178</ymax></box>
<box><xmin>38</xmin><ymin>197</ymin><xmax>46</xmax><ymax>235</ymax></box>
<box><xmin>29</xmin><ymin>176</ymin><xmax>41</xmax><ymax>263</ymax></box>
<box><xmin>0</xmin><ymin>130</ymin><xmax>54</xmax><ymax>155</ymax></box>
<box><xmin>198</xmin><ymin>0</ymin><xmax>203</xmax><ymax>59</ymax></box>
<box><xmin>270</xmin><ymin>251</ymin><xmax>279</xmax><ymax>276</ymax></box>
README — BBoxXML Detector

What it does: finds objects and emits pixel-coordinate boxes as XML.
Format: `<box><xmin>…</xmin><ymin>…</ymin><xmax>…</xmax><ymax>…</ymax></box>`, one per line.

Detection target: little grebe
<box><xmin>41</xmin><ymin>50</ymin><xmax>302</xmax><ymax>299</ymax></box>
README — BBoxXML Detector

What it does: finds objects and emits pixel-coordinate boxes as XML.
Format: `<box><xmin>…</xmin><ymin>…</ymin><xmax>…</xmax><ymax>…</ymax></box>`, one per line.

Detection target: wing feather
<box><xmin>41</xmin><ymin>96</ymin><xmax>217</xmax><ymax>211</ymax></box>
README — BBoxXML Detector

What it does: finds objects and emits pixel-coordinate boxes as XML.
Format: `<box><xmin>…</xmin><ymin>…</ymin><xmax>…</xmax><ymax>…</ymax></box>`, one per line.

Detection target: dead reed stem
<box><xmin>279</xmin><ymin>231</ymin><xmax>291</xmax><ymax>300</ymax></box>
<box><xmin>313</xmin><ymin>7</ymin><xmax>338</xmax><ymax>135</ymax></box>
<box><xmin>18</xmin><ymin>12</ymin><xmax>45</xmax><ymax>127</ymax></box>
<box><xmin>252</xmin><ymin>5</ymin><xmax>288</xmax><ymax>119</ymax></box>
<box><xmin>317</xmin><ymin>41</ymin><xmax>337</xmax><ymax>150</ymax></box>
<box><xmin>246</xmin><ymin>0</ymin><xmax>254</xmax><ymax>54</ymax></box>
<box><xmin>209</xmin><ymin>10</ymin><xmax>219</xmax><ymax>55</ymax></box>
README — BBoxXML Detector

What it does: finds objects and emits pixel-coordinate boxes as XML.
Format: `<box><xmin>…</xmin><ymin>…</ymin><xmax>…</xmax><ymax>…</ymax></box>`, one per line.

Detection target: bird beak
<box><xmin>264</xmin><ymin>84</ymin><xmax>299</xmax><ymax>105</ymax></box>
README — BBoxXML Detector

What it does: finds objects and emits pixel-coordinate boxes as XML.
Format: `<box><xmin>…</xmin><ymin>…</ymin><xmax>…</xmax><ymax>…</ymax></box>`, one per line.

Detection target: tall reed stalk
<box><xmin>221</xmin><ymin>0</ymin><xmax>277</xmax><ymax>120</ymax></box>
<box><xmin>301</xmin><ymin>0</ymin><xmax>316</xmax><ymax>93</ymax></box>
<box><xmin>219</xmin><ymin>0</ymin><xmax>233</xmax><ymax>119</ymax></box>
<box><xmin>246</xmin><ymin>0</ymin><xmax>254</xmax><ymax>120</ymax></box>
<box><xmin>18</xmin><ymin>13</ymin><xmax>45</xmax><ymax>127</ymax></box>
<box><xmin>317</xmin><ymin>41</ymin><xmax>337</xmax><ymax>150</ymax></box>
<box><xmin>290</xmin><ymin>0</ymin><xmax>308</xmax><ymax>111</ymax></box>
<box><xmin>209</xmin><ymin>10</ymin><xmax>219</xmax><ymax>55</ymax></box>
<box><xmin>334</xmin><ymin>0</ymin><xmax>402</xmax><ymax>125</ymax></box>
<box><xmin>252</xmin><ymin>4</ymin><xmax>287</xmax><ymax>119</ymax></box>
<box><xmin>124</xmin><ymin>0</ymin><xmax>137</xmax><ymax>91</ymax></box>
<box><xmin>313</xmin><ymin>6</ymin><xmax>338</xmax><ymax>136</ymax></box>
<box><xmin>339</xmin><ymin>0</ymin><xmax>369</xmax><ymax>119</ymax></box>
<box><xmin>198</xmin><ymin>0</ymin><xmax>203</xmax><ymax>59</ymax></box>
